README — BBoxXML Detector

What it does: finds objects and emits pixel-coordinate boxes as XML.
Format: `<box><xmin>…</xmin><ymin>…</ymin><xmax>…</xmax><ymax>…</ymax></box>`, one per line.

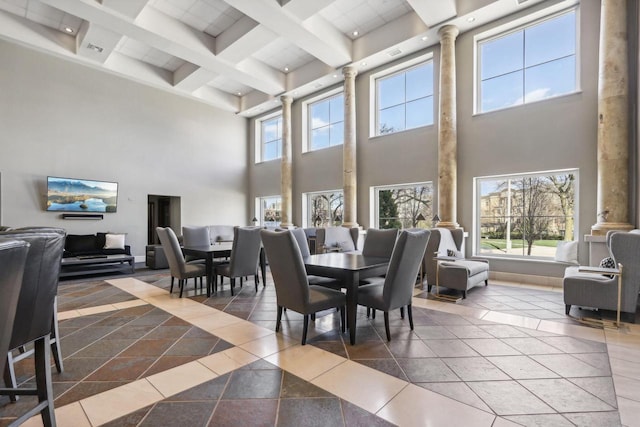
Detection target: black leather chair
<box><xmin>0</xmin><ymin>228</ymin><xmax>66</xmax><ymax>426</ymax></box>
<box><xmin>0</xmin><ymin>239</ymin><xmax>30</xmax><ymax>378</ymax></box>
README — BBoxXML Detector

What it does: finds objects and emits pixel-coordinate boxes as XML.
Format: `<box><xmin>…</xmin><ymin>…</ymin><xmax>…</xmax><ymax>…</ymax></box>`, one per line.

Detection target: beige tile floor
<box><xmin>18</xmin><ymin>277</ymin><xmax>640</xmax><ymax>427</ymax></box>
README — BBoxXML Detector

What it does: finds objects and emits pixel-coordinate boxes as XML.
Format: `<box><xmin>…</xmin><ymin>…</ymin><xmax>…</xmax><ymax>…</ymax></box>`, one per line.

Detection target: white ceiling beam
<box><xmin>216</xmin><ymin>16</ymin><xmax>277</xmax><ymax>63</ymax></box>
<box><xmin>353</xmin><ymin>12</ymin><xmax>429</xmax><ymax>61</ymax></box>
<box><xmin>407</xmin><ymin>0</ymin><xmax>457</xmax><ymax>27</ymax></box>
<box><xmin>281</xmin><ymin>0</ymin><xmax>335</xmax><ymax>21</ymax></box>
<box><xmin>173</xmin><ymin>63</ymin><xmax>218</xmax><ymax>91</ymax></box>
<box><xmin>100</xmin><ymin>0</ymin><xmax>150</xmax><ymax>20</ymax></box>
<box><xmin>40</xmin><ymin>0</ymin><xmax>285</xmax><ymax>94</ymax></box>
<box><xmin>222</xmin><ymin>0</ymin><xmax>351</xmax><ymax>68</ymax></box>
<box><xmin>76</xmin><ymin>21</ymin><xmax>121</xmax><ymax>64</ymax></box>
<box><xmin>0</xmin><ymin>10</ymin><xmax>75</xmax><ymax>56</ymax></box>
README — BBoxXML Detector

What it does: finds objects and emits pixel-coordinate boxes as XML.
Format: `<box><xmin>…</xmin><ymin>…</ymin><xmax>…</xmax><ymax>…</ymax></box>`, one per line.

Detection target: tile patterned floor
<box><xmin>2</xmin><ymin>269</ymin><xmax>639</xmax><ymax>426</ymax></box>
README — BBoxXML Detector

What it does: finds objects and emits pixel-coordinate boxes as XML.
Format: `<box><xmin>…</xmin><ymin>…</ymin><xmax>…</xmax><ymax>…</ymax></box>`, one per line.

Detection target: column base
<box><xmin>342</xmin><ymin>222</ymin><xmax>359</xmax><ymax>229</ymax></box>
<box><xmin>434</xmin><ymin>221</ymin><xmax>460</xmax><ymax>230</ymax></box>
<box><xmin>279</xmin><ymin>223</ymin><xmax>296</xmax><ymax>229</ymax></box>
<box><xmin>590</xmin><ymin>222</ymin><xmax>634</xmax><ymax>236</ymax></box>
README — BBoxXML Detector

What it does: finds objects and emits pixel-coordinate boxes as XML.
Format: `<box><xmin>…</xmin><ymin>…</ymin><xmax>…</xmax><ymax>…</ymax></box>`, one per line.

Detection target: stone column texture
<box><xmin>342</xmin><ymin>66</ymin><xmax>359</xmax><ymax>228</ymax></box>
<box><xmin>437</xmin><ymin>25</ymin><xmax>460</xmax><ymax>229</ymax></box>
<box><xmin>280</xmin><ymin>95</ymin><xmax>293</xmax><ymax>228</ymax></box>
<box><xmin>592</xmin><ymin>0</ymin><xmax>633</xmax><ymax>235</ymax></box>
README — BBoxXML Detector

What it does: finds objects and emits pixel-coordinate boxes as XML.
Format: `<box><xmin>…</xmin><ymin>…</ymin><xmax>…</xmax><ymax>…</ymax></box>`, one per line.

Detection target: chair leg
<box><xmin>427</xmin><ymin>285</ymin><xmax>432</xmax><ymax>293</ymax></box>
<box><xmin>366</xmin><ymin>307</ymin><xmax>370</xmax><ymax>317</ymax></box>
<box><xmin>34</xmin><ymin>335</ymin><xmax>56</xmax><ymax>427</ymax></box>
<box><xmin>340</xmin><ymin>306</ymin><xmax>346</xmax><ymax>333</ymax></box>
<box><xmin>254</xmin><ymin>274</ymin><xmax>258</xmax><ymax>292</ymax></box>
<box><xmin>372</xmin><ymin>309</ymin><xmax>376</xmax><ymax>319</ymax></box>
<box><xmin>51</xmin><ymin>305</ymin><xmax>63</xmax><ymax>374</ymax></box>
<box><xmin>485</xmin><ymin>280</ymin><xmax>489</xmax><ymax>286</ymax></box>
<box><xmin>311</xmin><ymin>313</ymin><xmax>316</xmax><ymax>321</ymax></box>
<box><xmin>179</xmin><ymin>279</ymin><xmax>184</xmax><ymax>298</ymax></box>
<box><xmin>170</xmin><ymin>276</ymin><xmax>175</xmax><ymax>294</ymax></box>
<box><xmin>276</xmin><ymin>306</ymin><xmax>283</xmax><ymax>332</ymax></box>
<box><xmin>565</xmin><ymin>304</ymin><xmax>571</xmax><ymax>315</ymax></box>
<box><xmin>384</xmin><ymin>312</ymin><xmax>391</xmax><ymax>341</ymax></box>
<box><xmin>302</xmin><ymin>315</ymin><xmax>309</xmax><ymax>345</ymax></box>
<box><xmin>4</xmin><ymin>352</ymin><xmax>18</xmax><ymax>401</ymax></box>
<box><xmin>407</xmin><ymin>304</ymin><xmax>414</xmax><ymax>330</ymax></box>
<box><xmin>462</xmin><ymin>291</ymin><xmax>467</xmax><ymax>299</ymax></box>
<box><xmin>230</xmin><ymin>278</ymin><xmax>235</xmax><ymax>296</ymax></box>
<box><xmin>400</xmin><ymin>306</ymin><xmax>404</xmax><ymax>319</ymax></box>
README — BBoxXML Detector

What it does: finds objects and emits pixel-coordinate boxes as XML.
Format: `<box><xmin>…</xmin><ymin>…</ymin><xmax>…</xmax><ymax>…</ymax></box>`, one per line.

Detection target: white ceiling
<box><xmin>0</xmin><ymin>0</ymin><xmax>554</xmax><ymax>116</ymax></box>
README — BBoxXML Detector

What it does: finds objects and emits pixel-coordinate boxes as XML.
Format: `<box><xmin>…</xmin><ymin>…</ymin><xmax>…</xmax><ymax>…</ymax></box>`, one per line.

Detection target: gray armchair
<box><xmin>315</xmin><ymin>226</ymin><xmax>359</xmax><ymax>253</ymax></box>
<box><xmin>423</xmin><ymin>228</ymin><xmax>489</xmax><ymax>298</ymax></box>
<box><xmin>564</xmin><ymin>230</ymin><xmax>640</xmax><ymax>322</ymax></box>
<box><xmin>261</xmin><ymin>230</ymin><xmax>346</xmax><ymax>345</ymax></box>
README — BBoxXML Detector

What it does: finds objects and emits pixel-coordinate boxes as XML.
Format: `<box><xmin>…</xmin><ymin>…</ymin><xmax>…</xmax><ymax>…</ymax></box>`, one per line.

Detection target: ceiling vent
<box><xmin>388</xmin><ymin>48</ymin><xmax>402</xmax><ymax>57</ymax></box>
<box><xmin>87</xmin><ymin>43</ymin><xmax>103</xmax><ymax>53</ymax></box>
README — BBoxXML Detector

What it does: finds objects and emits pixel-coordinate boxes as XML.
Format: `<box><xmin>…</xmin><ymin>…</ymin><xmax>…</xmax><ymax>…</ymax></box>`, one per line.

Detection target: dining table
<box><xmin>181</xmin><ymin>243</ymin><xmax>267</xmax><ymax>297</ymax></box>
<box><xmin>303</xmin><ymin>252</ymin><xmax>389</xmax><ymax>345</ymax></box>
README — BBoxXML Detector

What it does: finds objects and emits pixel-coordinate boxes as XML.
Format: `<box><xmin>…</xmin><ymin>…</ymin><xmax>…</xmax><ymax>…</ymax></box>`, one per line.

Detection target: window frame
<box><xmin>473</xmin><ymin>168</ymin><xmax>579</xmax><ymax>261</ymax></box>
<box><xmin>256</xmin><ymin>195</ymin><xmax>282</xmax><ymax>228</ymax></box>
<box><xmin>303</xmin><ymin>189</ymin><xmax>344</xmax><ymax>228</ymax></box>
<box><xmin>255</xmin><ymin>111</ymin><xmax>283</xmax><ymax>163</ymax></box>
<box><xmin>473</xmin><ymin>6</ymin><xmax>580</xmax><ymax>115</ymax></box>
<box><xmin>369</xmin><ymin>53</ymin><xmax>434</xmax><ymax>138</ymax></box>
<box><xmin>371</xmin><ymin>181</ymin><xmax>434</xmax><ymax>230</ymax></box>
<box><xmin>302</xmin><ymin>87</ymin><xmax>344</xmax><ymax>153</ymax></box>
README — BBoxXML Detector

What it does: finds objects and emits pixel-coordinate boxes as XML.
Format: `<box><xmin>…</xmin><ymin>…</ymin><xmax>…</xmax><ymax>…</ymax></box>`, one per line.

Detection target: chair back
<box><xmin>157</xmin><ymin>227</ymin><xmax>188</xmax><ymax>276</ymax></box>
<box><xmin>0</xmin><ymin>239</ymin><xmax>29</xmax><ymax>376</ymax></box>
<box><xmin>383</xmin><ymin>229</ymin><xmax>430</xmax><ymax>310</ymax></box>
<box><xmin>317</xmin><ymin>226</ymin><xmax>359</xmax><ymax>252</ymax></box>
<box><xmin>182</xmin><ymin>226</ymin><xmax>210</xmax><ymax>262</ymax></box>
<box><xmin>229</xmin><ymin>226</ymin><xmax>262</xmax><ymax>277</ymax></box>
<box><xmin>362</xmin><ymin>228</ymin><xmax>399</xmax><ymax>258</ymax></box>
<box><xmin>261</xmin><ymin>230</ymin><xmax>309</xmax><ymax>312</ymax></box>
<box><xmin>609</xmin><ymin>231</ymin><xmax>640</xmax><ymax>313</ymax></box>
<box><xmin>290</xmin><ymin>228</ymin><xmax>311</xmax><ymax>257</ymax></box>
<box><xmin>0</xmin><ymin>228</ymin><xmax>66</xmax><ymax>350</ymax></box>
<box><xmin>424</xmin><ymin>228</ymin><xmax>464</xmax><ymax>285</ymax></box>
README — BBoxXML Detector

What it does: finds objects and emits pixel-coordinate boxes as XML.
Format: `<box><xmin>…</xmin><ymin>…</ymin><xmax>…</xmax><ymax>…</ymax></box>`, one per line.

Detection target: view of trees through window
<box><xmin>307</xmin><ymin>191</ymin><xmax>343</xmax><ymax>227</ymax></box>
<box><xmin>376</xmin><ymin>183</ymin><xmax>433</xmax><ymax>229</ymax></box>
<box><xmin>477</xmin><ymin>171</ymin><xmax>577</xmax><ymax>257</ymax></box>
<box><xmin>260</xmin><ymin>196</ymin><xmax>281</xmax><ymax>227</ymax></box>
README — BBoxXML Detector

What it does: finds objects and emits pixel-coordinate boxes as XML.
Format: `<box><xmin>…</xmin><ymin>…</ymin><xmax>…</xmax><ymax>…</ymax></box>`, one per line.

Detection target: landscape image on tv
<box><xmin>47</xmin><ymin>177</ymin><xmax>118</xmax><ymax>213</ymax></box>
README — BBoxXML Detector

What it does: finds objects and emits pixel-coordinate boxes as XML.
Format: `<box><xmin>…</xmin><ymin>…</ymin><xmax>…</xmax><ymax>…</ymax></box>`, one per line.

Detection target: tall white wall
<box><xmin>0</xmin><ymin>41</ymin><xmax>248</xmax><ymax>259</ymax></box>
<box><xmin>249</xmin><ymin>0</ymin><xmax>615</xmax><ymax>277</ymax></box>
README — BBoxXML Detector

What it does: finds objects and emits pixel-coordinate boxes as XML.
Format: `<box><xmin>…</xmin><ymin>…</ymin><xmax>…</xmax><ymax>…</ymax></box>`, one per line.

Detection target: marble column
<box><xmin>342</xmin><ymin>66</ymin><xmax>359</xmax><ymax>228</ymax></box>
<box><xmin>591</xmin><ymin>0</ymin><xmax>633</xmax><ymax>235</ymax></box>
<box><xmin>280</xmin><ymin>95</ymin><xmax>293</xmax><ymax>228</ymax></box>
<box><xmin>436</xmin><ymin>25</ymin><xmax>460</xmax><ymax>229</ymax></box>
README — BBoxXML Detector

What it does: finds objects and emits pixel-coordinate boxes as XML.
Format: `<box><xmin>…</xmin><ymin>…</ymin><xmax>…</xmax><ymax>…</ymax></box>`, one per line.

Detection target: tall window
<box><xmin>309</xmin><ymin>93</ymin><xmax>344</xmax><ymax>151</ymax></box>
<box><xmin>376</xmin><ymin>60</ymin><xmax>434</xmax><ymax>135</ymax></box>
<box><xmin>374</xmin><ymin>183</ymin><xmax>433</xmax><ymax>229</ymax></box>
<box><xmin>306</xmin><ymin>190</ymin><xmax>344</xmax><ymax>228</ymax></box>
<box><xmin>260</xmin><ymin>115</ymin><xmax>282</xmax><ymax>162</ymax></box>
<box><xmin>475</xmin><ymin>170</ymin><xmax>578</xmax><ymax>258</ymax></box>
<box><xmin>477</xmin><ymin>9</ymin><xmax>577</xmax><ymax>113</ymax></box>
<box><xmin>259</xmin><ymin>196</ymin><xmax>281</xmax><ymax>227</ymax></box>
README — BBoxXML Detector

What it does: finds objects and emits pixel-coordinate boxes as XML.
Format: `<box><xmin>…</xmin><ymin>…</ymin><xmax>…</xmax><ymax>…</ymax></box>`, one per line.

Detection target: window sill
<box><xmin>474</xmin><ymin>255</ymin><xmax>578</xmax><ymax>266</ymax></box>
<box><xmin>472</xmin><ymin>89</ymin><xmax>583</xmax><ymax>117</ymax></box>
<box><xmin>369</xmin><ymin>123</ymin><xmax>434</xmax><ymax>141</ymax></box>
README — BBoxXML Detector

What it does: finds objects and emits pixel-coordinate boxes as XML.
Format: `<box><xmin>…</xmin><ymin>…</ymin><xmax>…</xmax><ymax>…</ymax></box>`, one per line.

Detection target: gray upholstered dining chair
<box><xmin>563</xmin><ymin>230</ymin><xmax>640</xmax><ymax>322</ymax></box>
<box><xmin>290</xmin><ymin>228</ymin><xmax>342</xmax><ymax>290</ymax></box>
<box><xmin>261</xmin><ymin>230</ymin><xmax>346</xmax><ymax>345</ymax></box>
<box><xmin>0</xmin><ymin>239</ymin><xmax>29</xmax><ymax>382</ymax></box>
<box><xmin>181</xmin><ymin>225</ymin><xmax>210</xmax><ymax>263</ymax></box>
<box><xmin>357</xmin><ymin>229</ymin><xmax>430</xmax><ymax>341</ymax></box>
<box><xmin>315</xmin><ymin>226</ymin><xmax>359</xmax><ymax>253</ymax></box>
<box><xmin>157</xmin><ymin>227</ymin><xmax>206</xmax><ymax>298</ymax></box>
<box><xmin>215</xmin><ymin>226</ymin><xmax>262</xmax><ymax>295</ymax></box>
<box><xmin>362</xmin><ymin>228</ymin><xmax>399</xmax><ymax>258</ymax></box>
<box><xmin>0</xmin><ymin>229</ymin><xmax>66</xmax><ymax>426</ymax></box>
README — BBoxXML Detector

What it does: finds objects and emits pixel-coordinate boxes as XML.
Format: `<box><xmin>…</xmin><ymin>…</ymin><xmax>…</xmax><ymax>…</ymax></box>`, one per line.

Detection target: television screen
<box><xmin>46</xmin><ymin>177</ymin><xmax>118</xmax><ymax>213</ymax></box>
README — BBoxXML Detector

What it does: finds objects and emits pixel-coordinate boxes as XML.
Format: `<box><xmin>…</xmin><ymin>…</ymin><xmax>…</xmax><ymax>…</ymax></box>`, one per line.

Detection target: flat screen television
<box><xmin>46</xmin><ymin>176</ymin><xmax>118</xmax><ymax>213</ymax></box>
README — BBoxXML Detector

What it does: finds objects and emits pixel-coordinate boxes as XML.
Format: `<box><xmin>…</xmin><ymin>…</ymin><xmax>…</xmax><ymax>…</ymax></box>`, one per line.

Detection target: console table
<box><xmin>60</xmin><ymin>254</ymin><xmax>135</xmax><ymax>278</ymax></box>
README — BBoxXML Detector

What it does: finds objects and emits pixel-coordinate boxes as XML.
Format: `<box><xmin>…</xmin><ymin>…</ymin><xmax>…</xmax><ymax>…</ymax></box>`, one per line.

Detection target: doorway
<box><xmin>147</xmin><ymin>195</ymin><xmax>181</xmax><ymax>245</ymax></box>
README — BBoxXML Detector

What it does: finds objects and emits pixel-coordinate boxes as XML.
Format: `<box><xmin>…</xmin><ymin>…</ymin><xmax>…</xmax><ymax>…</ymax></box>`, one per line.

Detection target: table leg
<box><xmin>260</xmin><ymin>248</ymin><xmax>266</xmax><ymax>287</ymax></box>
<box><xmin>206</xmin><ymin>254</ymin><xmax>213</xmax><ymax>297</ymax></box>
<box><xmin>347</xmin><ymin>271</ymin><xmax>359</xmax><ymax>345</ymax></box>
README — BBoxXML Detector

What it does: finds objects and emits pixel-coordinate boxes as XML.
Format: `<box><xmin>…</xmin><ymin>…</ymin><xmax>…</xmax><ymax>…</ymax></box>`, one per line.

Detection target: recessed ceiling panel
<box><xmin>207</xmin><ymin>76</ymin><xmax>252</xmax><ymax>96</ymax></box>
<box><xmin>319</xmin><ymin>0</ymin><xmax>412</xmax><ymax>39</ymax></box>
<box><xmin>148</xmin><ymin>0</ymin><xmax>243</xmax><ymax>37</ymax></box>
<box><xmin>0</xmin><ymin>0</ymin><xmax>83</xmax><ymax>35</ymax></box>
<box><xmin>252</xmin><ymin>37</ymin><xmax>315</xmax><ymax>72</ymax></box>
<box><xmin>115</xmin><ymin>36</ymin><xmax>187</xmax><ymax>72</ymax></box>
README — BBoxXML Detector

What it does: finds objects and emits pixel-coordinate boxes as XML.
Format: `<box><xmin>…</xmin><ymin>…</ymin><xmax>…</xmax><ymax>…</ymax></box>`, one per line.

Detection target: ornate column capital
<box><xmin>342</xmin><ymin>65</ymin><xmax>358</xmax><ymax>79</ymax></box>
<box><xmin>280</xmin><ymin>95</ymin><xmax>292</xmax><ymax>106</ymax></box>
<box><xmin>438</xmin><ymin>25</ymin><xmax>459</xmax><ymax>42</ymax></box>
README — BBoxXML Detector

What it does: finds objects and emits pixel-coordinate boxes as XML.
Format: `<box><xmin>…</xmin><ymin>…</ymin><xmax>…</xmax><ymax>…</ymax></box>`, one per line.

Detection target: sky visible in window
<box><xmin>262</xmin><ymin>116</ymin><xmax>282</xmax><ymax>161</ymax></box>
<box><xmin>310</xmin><ymin>94</ymin><xmax>344</xmax><ymax>150</ymax></box>
<box><xmin>479</xmin><ymin>11</ymin><xmax>576</xmax><ymax>112</ymax></box>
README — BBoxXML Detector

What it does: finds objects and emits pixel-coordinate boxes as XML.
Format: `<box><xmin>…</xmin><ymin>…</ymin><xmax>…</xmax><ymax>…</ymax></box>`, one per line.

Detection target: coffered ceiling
<box><xmin>0</xmin><ymin>0</ymin><xmax>549</xmax><ymax>116</ymax></box>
